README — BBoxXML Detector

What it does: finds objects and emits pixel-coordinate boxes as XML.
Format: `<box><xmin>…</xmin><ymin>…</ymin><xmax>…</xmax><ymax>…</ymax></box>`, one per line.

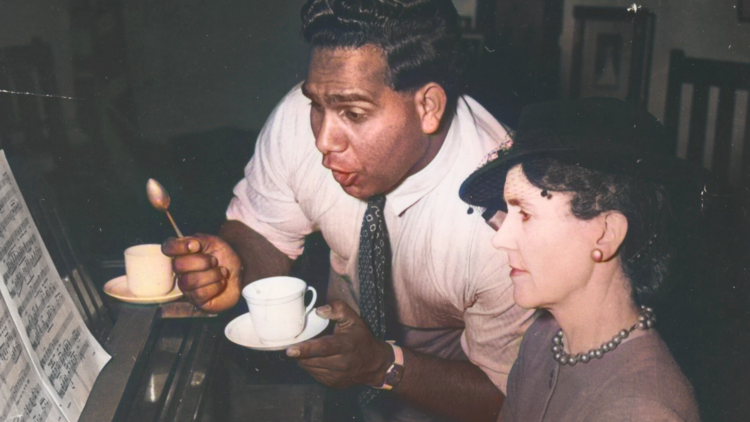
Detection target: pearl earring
<box><xmin>591</xmin><ymin>249</ymin><xmax>604</xmax><ymax>262</ymax></box>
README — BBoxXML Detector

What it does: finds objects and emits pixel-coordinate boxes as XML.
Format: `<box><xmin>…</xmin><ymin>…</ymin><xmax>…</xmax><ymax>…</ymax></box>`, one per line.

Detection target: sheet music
<box><xmin>0</xmin><ymin>152</ymin><xmax>111</xmax><ymax>422</ymax></box>
<box><xmin>0</xmin><ymin>298</ymin><xmax>67</xmax><ymax>422</ymax></box>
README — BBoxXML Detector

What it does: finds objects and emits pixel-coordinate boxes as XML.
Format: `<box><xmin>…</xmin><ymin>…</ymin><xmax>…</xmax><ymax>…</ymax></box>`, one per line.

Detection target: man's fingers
<box><xmin>295</xmin><ymin>356</ymin><xmax>349</xmax><ymax>372</ymax></box>
<box><xmin>172</xmin><ymin>253</ymin><xmax>218</xmax><ymax>273</ymax></box>
<box><xmin>182</xmin><ymin>278</ymin><xmax>227</xmax><ymax>306</ymax></box>
<box><xmin>162</xmin><ymin>236</ymin><xmax>202</xmax><ymax>257</ymax></box>
<box><xmin>177</xmin><ymin>267</ymin><xmax>226</xmax><ymax>292</ymax></box>
<box><xmin>286</xmin><ymin>336</ymin><xmax>342</xmax><ymax>359</ymax></box>
<box><xmin>317</xmin><ymin>301</ymin><xmax>359</xmax><ymax>328</ymax></box>
<box><xmin>179</xmin><ymin>278</ymin><xmax>225</xmax><ymax>304</ymax></box>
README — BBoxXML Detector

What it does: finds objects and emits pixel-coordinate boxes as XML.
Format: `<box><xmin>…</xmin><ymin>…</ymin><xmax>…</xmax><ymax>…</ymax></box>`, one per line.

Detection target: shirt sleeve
<box><xmin>460</xmin><ymin>225</ymin><xmax>534</xmax><ymax>393</ymax></box>
<box><xmin>226</xmin><ymin>86</ymin><xmax>315</xmax><ymax>259</ymax></box>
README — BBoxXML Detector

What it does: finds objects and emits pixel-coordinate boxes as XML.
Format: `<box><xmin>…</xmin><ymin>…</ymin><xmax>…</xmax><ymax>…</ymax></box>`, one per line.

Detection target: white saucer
<box><xmin>103</xmin><ymin>275</ymin><xmax>183</xmax><ymax>304</ymax></box>
<box><xmin>225</xmin><ymin>311</ymin><xmax>330</xmax><ymax>351</ymax></box>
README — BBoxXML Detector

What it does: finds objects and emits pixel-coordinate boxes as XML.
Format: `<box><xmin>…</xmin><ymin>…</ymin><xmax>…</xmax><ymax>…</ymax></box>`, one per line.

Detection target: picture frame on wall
<box><xmin>740</xmin><ymin>0</ymin><xmax>750</xmax><ymax>22</ymax></box>
<box><xmin>569</xmin><ymin>6</ymin><xmax>655</xmax><ymax>106</ymax></box>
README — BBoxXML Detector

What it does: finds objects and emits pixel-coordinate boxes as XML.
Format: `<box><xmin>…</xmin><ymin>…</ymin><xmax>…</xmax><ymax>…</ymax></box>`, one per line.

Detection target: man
<box><xmin>163</xmin><ymin>1</ymin><xmax>531</xmax><ymax>421</ymax></box>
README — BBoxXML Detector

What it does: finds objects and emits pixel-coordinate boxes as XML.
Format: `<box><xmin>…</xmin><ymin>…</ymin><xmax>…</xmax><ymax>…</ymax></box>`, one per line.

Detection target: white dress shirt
<box><xmin>227</xmin><ymin>84</ymin><xmax>533</xmax><ymax>392</ymax></box>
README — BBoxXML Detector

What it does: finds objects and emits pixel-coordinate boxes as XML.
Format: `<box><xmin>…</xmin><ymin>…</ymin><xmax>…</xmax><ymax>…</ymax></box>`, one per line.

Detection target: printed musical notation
<box><xmin>0</xmin><ymin>301</ymin><xmax>66</xmax><ymax>422</ymax></box>
<box><xmin>0</xmin><ymin>154</ymin><xmax>110</xmax><ymax>422</ymax></box>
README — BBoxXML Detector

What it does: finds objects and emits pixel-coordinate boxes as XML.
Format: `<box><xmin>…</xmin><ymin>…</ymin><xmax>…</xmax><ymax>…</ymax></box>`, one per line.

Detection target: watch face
<box><xmin>384</xmin><ymin>364</ymin><xmax>405</xmax><ymax>388</ymax></box>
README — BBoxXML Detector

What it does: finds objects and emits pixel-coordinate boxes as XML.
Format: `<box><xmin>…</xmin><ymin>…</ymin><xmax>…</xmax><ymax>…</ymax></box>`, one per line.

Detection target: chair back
<box><xmin>664</xmin><ymin>49</ymin><xmax>750</xmax><ymax>190</ymax></box>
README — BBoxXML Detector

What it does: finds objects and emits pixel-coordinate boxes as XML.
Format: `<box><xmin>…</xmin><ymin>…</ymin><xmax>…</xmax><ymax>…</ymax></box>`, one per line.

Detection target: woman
<box><xmin>460</xmin><ymin>98</ymin><xmax>703</xmax><ymax>421</ymax></box>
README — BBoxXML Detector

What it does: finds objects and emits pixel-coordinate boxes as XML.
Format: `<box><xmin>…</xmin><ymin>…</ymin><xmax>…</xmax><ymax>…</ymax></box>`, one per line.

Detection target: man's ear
<box><xmin>414</xmin><ymin>83</ymin><xmax>447</xmax><ymax>135</ymax></box>
<box><xmin>597</xmin><ymin>211</ymin><xmax>628</xmax><ymax>261</ymax></box>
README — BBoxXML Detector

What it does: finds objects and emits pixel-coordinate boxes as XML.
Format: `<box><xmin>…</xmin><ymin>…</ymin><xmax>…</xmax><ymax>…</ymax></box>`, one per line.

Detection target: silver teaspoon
<box><xmin>146</xmin><ymin>178</ymin><xmax>184</xmax><ymax>238</ymax></box>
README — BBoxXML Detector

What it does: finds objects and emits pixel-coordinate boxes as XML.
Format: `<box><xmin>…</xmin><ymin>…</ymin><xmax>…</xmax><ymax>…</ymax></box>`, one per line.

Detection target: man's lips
<box><xmin>331</xmin><ymin>169</ymin><xmax>357</xmax><ymax>187</ymax></box>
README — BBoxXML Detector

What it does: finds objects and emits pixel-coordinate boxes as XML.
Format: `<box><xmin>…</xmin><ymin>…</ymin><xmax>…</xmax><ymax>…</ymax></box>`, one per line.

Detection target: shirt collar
<box><xmin>385</xmin><ymin>98</ymin><xmax>466</xmax><ymax>216</ymax></box>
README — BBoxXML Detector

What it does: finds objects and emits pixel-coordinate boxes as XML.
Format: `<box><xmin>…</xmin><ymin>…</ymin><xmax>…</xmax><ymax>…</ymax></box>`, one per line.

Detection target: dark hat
<box><xmin>459</xmin><ymin>97</ymin><xmax>710</xmax><ymax>211</ymax></box>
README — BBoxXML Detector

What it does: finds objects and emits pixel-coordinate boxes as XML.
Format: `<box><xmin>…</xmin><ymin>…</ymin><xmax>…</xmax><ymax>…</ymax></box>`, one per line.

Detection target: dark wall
<box><xmin>1</xmin><ymin>0</ymin><xmax>310</xmax><ymax>261</ymax></box>
<box><xmin>122</xmin><ymin>0</ymin><xmax>309</xmax><ymax>142</ymax></box>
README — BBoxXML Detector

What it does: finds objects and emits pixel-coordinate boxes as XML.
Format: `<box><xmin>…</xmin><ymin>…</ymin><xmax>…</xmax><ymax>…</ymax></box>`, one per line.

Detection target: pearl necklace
<box><xmin>551</xmin><ymin>305</ymin><xmax>656</xmax><ymax>366</ymax></box>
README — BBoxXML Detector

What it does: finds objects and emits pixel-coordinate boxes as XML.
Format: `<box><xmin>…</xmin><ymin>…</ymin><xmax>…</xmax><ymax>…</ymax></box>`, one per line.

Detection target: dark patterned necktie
<box><xmin>357</xmin><ymin>194</ymin><xmax>391</xmax><ymax>406</ymax></box>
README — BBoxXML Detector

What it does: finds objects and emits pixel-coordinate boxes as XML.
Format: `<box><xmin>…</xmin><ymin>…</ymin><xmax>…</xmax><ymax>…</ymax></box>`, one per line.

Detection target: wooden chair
<box><xmin>662</xmin><ymin>52</ymin><xmax>750</xmax><ymax>421</ymax></box>
<box><xmin>664</xmin><ymin>49</ymin><xmax>750</xmax><ymax>190</ymax></box>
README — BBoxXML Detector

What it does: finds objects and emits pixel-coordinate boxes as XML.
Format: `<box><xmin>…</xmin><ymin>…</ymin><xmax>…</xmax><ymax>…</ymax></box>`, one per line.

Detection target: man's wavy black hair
<box><xmin>301</xmin><ymin>0</ymin><xmax>462</xmax><ymax>110</ymax></box>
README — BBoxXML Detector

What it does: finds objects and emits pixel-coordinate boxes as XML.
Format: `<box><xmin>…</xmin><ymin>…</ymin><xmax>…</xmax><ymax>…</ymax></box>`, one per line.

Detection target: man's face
<box><xmin>302</xmin><ymin>46</ymin><xmax>431</xmax><ymax>199</ymax></box>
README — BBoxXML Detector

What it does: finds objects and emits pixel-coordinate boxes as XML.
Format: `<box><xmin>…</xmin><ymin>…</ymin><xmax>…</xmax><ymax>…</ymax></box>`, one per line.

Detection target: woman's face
<box><xmin>491</xmin><ymin>165</ymin><xmax>603</xmax><ymax>310</ymax></box>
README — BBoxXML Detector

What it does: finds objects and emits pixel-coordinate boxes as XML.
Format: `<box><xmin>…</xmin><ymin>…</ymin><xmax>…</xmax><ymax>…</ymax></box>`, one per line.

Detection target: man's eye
<box><xmin>342</xmin><ymin>110</ymin><xmax>365</xmax><ymax>121</ymax></box>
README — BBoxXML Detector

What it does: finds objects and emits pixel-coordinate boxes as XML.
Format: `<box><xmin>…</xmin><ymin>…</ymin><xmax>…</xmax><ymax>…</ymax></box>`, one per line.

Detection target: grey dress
<box><xmin>500</xmin><ymin>312</ymin><xmax>700</xmax><ymax>422</ymax></box>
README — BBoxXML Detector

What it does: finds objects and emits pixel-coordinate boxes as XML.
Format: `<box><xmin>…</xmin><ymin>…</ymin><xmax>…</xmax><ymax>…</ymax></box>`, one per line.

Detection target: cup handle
<box><xmin>305</xmin><ymin>286</ymin><xmax>317</xmax><ymax>315</ymax></box>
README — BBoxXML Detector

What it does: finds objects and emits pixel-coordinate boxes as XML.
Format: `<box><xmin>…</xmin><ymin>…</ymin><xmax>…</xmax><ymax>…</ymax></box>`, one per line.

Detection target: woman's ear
<box><xmin>414</xmin><ymin>83</ymin><xmax>447</xmax><ymax>135</ymax></box>
<box><xmin>597</xmin><ymin>211</ymin><xmax>628</xmax><ymax>261</ymax></box>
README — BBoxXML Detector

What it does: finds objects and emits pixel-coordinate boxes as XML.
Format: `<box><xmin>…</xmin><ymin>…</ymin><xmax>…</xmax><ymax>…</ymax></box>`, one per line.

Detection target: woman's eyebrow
<box><xmin>505</xmin><ymin>197</ymin><xmax>522</xmax><ymax>207</ymax></box>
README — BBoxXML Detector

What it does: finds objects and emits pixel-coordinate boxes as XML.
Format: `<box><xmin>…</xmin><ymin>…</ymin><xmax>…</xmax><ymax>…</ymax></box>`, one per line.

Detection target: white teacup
<box><xmin>242</xmin><ymin>276</ymin><xmax>317</xmax><ymax>344</ymax></box>
<box><xmin>124</xmin><ymin>244</ymin><xmax>175</xmax><ymax>297</ymax></box>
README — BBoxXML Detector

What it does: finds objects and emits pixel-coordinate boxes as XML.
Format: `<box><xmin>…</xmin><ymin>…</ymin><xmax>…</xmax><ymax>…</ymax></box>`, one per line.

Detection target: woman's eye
<box><xmin>519</xmin><ymin>210</ymin><xmax>530</xmax><ymax>221</ymax></box>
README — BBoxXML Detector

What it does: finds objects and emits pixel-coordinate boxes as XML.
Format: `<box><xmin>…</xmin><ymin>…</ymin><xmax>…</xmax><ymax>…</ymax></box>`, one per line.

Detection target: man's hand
<box><xmin>162</xmin><ymin>234</ymin><xmax>242</xmax><ymax>313</ymax></box>
<box><xmin>286</xmin><ymin>301</ymin><xmax>393</xmax><ymax>389</ymax></box>
<box><xmin>287</xmin><ymin>300</ymin><xmax>504</xmax><ymax>422</ymax></box>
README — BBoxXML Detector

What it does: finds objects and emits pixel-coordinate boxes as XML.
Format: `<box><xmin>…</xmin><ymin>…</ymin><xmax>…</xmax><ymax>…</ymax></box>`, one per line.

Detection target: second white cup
<box><xmin>124</xmin><ymin>244</ymin><xmax>175</xmax><ymax>297</ymax></box>
<box><xmin>242</xmin><ymin>276</ymin><xmax>317</xmax><ymax>344</ymax></box>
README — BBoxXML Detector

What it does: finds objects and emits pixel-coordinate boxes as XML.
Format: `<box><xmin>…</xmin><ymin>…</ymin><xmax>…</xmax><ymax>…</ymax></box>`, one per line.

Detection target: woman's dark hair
<box><xmin>519</xmin><ymin>156</ymin><xmax>674</xmax><ymax>306</ymax></box>
<box><xmin>300</xmin><ymin>0</ymin><xmax>462</xmax><ymax>111</ymax></box>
